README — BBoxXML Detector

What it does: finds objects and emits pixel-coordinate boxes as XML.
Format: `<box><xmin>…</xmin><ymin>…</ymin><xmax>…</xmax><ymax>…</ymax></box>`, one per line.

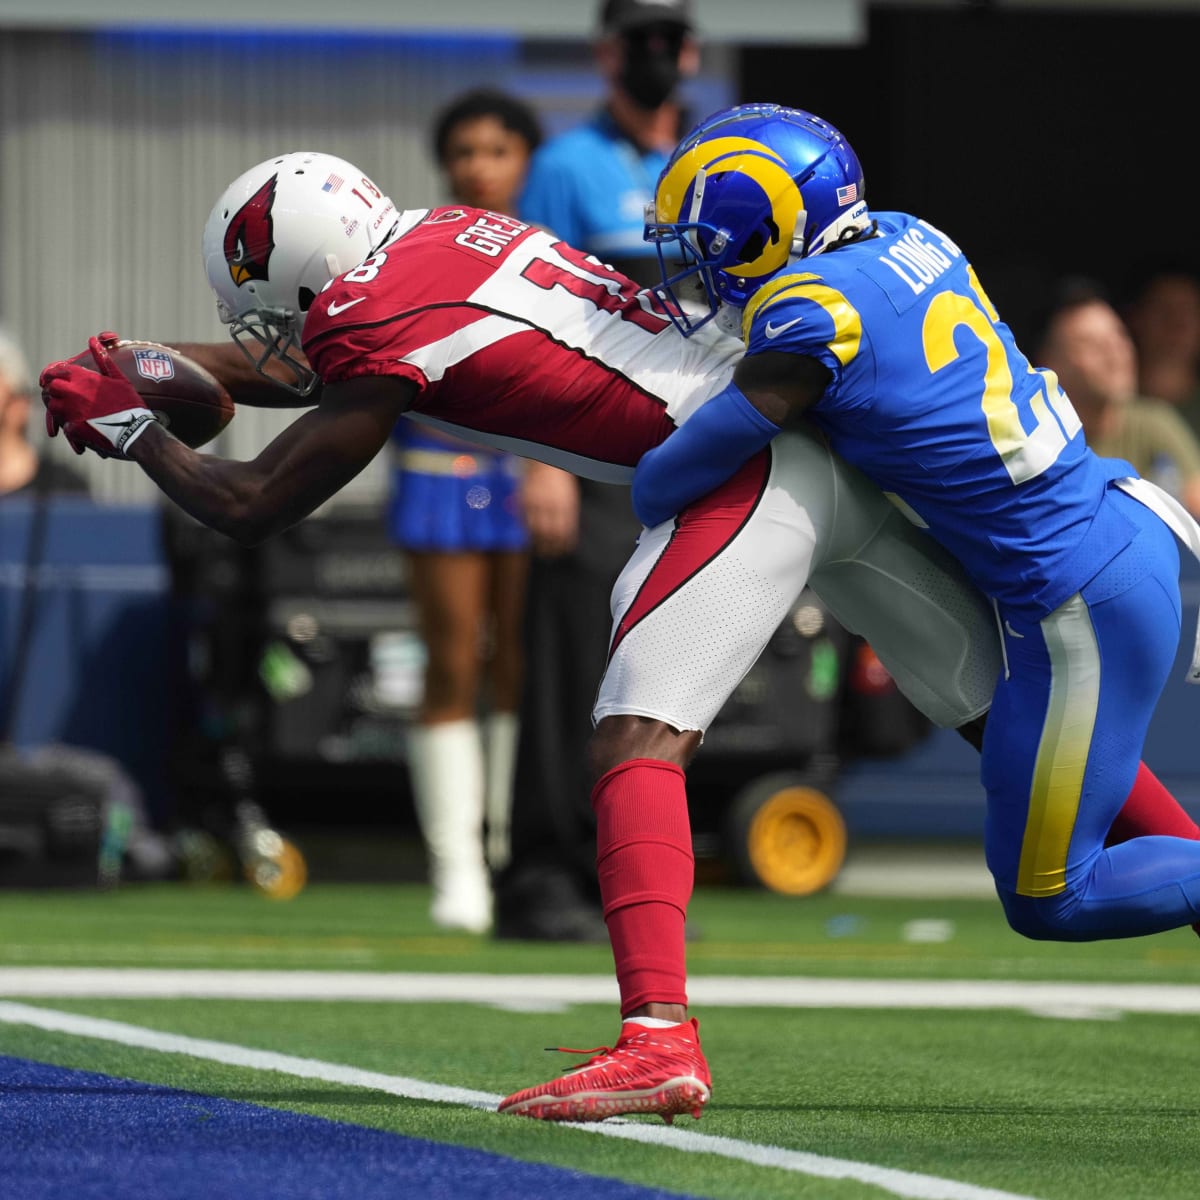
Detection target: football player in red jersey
<box><xmin>41</xmin><ymin>151</ymin><xmax>1200</xmax><ymax>1125</ymax></box>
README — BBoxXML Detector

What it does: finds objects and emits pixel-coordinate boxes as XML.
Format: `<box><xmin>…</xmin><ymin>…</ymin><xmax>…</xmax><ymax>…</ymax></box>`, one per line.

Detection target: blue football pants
<box><xmin>983</xmin><ymin>490</ymin><xmax>1200</xmax><ymax>939</ymax></box>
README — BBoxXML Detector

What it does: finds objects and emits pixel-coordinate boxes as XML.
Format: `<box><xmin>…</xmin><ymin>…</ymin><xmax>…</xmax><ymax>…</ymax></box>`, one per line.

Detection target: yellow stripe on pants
<box><xmin>1016</xmin><ymin>594</ymin><xmax>1101</xmax><ymax>897</ymax></box>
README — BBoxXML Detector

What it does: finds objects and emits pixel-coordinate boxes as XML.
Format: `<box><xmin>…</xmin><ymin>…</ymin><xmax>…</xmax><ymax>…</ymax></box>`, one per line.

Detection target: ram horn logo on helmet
<box><xmin>224</xmin><ymin>174</ymin><xmax>278</xmax><ymax>287</ymax></box>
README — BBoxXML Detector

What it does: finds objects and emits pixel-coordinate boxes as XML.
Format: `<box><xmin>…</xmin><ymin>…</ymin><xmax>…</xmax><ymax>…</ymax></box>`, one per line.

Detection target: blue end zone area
<box><xmin>0</xmin><ymin>1056</ymin><xmax>694</xmax><ymax>1200</ymax></box>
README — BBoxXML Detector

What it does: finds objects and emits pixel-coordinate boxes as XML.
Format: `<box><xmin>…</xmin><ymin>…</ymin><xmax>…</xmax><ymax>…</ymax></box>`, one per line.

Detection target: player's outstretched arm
<box><xmin>124</xmin><ymin>375</ymin><xmax>411</xmax><ymax>544</ymax></box>
<box><xmin>168</xmin><ymin>340</ymin><xmax>322</xmax><ymax>408</ymax></box>
<box><xmin>43</xmin><ymin>338</ymin><xmax>413</xmax><ymax>544</ymax></box>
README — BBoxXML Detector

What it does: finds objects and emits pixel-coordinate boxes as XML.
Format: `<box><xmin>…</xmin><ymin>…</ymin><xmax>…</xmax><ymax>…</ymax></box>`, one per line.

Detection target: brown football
<box><xmin>70</xmin><ymin>340</ymin><xmax>235</xmax><ymax>449</ymax></box>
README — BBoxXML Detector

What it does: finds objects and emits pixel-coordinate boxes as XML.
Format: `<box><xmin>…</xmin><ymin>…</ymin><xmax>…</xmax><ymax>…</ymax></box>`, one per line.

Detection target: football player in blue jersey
<box><xmin>638</xmin><ymin>102</ymin><xmax>1200</xmax><ymax>944</ymax></box>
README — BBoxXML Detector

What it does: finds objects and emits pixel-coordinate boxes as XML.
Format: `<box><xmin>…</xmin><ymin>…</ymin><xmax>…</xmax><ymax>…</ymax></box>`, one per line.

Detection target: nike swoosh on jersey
<box><xmin>764</xmin><ymin>317</ymin><xmax>803</xmax><ymax>339</ymax></box>
<box><xmin>327</xmin><ymin>297</ymin><xmax>367</xmax><ymax>317</ymax></box>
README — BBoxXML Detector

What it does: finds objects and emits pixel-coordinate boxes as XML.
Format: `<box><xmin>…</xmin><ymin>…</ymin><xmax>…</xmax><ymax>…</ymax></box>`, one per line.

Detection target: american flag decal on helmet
<box><xmin>133</xmin><ymin>348</ymin><xmax>175</xmax><ymax>382</ymax></box>
<box><xmin>836</xmin><ymin>182</ymin><xmax>858</xmax><ymax>206</ymax></box>
<box><xmin>322</xmin><ymin>174</ymin><xmax>344</xmax><ymax>193</ymax></box>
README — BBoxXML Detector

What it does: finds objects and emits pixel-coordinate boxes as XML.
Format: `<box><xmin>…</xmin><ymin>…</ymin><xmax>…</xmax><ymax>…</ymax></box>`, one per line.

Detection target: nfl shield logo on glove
<box><xmin>133</xmin><ymin>348</ymin><xmax>175</xmax><ymax>382</ymax></box>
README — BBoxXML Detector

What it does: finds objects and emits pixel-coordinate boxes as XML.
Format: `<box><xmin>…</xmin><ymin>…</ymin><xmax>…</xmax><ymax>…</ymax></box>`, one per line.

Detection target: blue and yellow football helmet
<box><xmin>645</xmin><ymin>103</ymin><xmax>870</xmax><ymax>335</ymax></box>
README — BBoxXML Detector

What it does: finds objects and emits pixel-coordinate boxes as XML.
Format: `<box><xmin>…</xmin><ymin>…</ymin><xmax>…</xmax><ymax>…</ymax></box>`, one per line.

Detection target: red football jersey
<box><xmin>302</xmin><ymin>207</ymin><xmax>743</xmax><ymax>483</ymax></box>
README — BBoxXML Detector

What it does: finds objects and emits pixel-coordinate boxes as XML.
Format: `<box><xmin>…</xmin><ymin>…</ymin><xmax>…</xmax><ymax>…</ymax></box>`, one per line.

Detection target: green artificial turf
<box><xmin>2</xmin><ymin>880</ymin><xmax>1199</xmax><ymax>1199</ymax></box>
<box><xmin>2</xmin><ymin>881</ymin><xmax>1198</xmax><ymax>983</ymax></box>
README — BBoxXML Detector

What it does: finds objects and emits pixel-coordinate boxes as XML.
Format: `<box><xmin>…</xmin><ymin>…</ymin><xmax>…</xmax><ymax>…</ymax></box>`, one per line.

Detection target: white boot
<box><xmin>405</xmin><ymin>719</ymin><xmax>492</xmax><ymax>933</ymax></box>
<box><xmin>483</xmin><ymin>711</ymin><xmax>519</xmax><ymax>872</ymax></box>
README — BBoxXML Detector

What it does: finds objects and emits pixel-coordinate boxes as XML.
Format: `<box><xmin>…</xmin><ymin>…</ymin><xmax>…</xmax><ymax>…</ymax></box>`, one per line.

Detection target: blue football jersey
<box><xmin>742</xmin><ymin>211</ymin><xmax>1138</xmax><ymax>619</ymax></box>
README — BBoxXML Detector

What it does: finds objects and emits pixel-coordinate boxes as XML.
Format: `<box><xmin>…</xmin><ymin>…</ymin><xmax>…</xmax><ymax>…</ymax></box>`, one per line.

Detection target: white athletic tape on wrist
<box><xmin>86</xmin><ymin>408</ymin><xmax>158</xmax><ymax>454</ymax></box>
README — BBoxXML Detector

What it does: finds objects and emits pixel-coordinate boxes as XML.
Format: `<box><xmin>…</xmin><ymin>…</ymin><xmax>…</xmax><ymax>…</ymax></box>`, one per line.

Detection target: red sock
<box><xmin>592</xmin><ymin>759</ymin><xmax>693</xmax><ymax>1015</ymax></box>
<box><xmin>1106</xmin><ymin>761</ymin><xmax>1200</xmax><ymax>846</ymax></box>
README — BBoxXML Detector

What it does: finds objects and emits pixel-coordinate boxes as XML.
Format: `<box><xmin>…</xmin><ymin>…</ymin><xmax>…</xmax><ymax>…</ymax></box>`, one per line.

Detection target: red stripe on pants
<box><xmin>609</xmin><ymin>449</ymin><xmax>771</xmax><ymax>660</ymax></box>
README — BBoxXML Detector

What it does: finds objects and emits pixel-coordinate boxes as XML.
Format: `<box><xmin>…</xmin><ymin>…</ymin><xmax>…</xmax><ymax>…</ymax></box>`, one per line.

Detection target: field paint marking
<box><xmin>1</xmin><ymin>969</ymin><xmax>1198</xmax><ymax>1018</ymax></box>
<box><xmin>0</xmin><ymin>1000</ymin><xmax>1041</xmax><ymax>1200</ymax></box>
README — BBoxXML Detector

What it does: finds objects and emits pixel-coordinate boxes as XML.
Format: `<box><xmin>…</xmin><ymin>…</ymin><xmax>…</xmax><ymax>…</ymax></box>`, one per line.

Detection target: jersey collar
<box><xmin>385</xmin><ymin>209</ymin><xmax>431</xmax><ymax>247</ymax></box>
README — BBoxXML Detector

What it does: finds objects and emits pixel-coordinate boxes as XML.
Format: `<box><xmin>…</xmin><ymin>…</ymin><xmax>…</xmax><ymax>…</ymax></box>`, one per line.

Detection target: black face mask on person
<box><xmin>619</xmin><ymin>26</ymin><xmax>687</xmax><ymax>110</ymax></box>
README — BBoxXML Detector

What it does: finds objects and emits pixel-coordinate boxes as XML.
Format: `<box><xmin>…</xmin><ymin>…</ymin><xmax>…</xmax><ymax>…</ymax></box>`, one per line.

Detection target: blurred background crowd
<box><xmin>4</xmin><ymin>0</ymin><xmax>1200</xmax><ymax>936</ymax></box>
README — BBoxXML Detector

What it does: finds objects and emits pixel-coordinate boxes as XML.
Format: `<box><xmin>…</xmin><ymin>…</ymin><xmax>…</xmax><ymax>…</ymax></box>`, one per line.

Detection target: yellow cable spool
<box><xmin>243</xmin><ymin>831</ymin><xmax>308</xmax><ymax>901</ymax></box>
<box><xmin>739</xmin><ymin>779</ymin><xmax>846</xmax><ymax>896</ymax></box>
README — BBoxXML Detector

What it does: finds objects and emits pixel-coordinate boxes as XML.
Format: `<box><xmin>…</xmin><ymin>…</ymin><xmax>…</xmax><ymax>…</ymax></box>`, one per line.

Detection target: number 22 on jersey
<box><xmin>923</xmin><ymin>268</ymin><xmax>1081</xmax><ymax>486</ymax></box>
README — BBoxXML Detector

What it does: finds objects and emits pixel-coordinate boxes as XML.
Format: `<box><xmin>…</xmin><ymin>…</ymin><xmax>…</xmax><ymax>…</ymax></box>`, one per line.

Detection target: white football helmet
<box><xmin>201</xmin><ymin>151</ymin><xmax>399</xmax><ymax>395</ymax></box>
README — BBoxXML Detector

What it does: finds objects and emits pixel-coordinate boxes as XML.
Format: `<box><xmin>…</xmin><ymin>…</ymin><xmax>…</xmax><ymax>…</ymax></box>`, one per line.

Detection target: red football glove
<box><xmin>40</xmin><ymin>331</ymin><xmax>159</xmax><ymax>459</ymax></box>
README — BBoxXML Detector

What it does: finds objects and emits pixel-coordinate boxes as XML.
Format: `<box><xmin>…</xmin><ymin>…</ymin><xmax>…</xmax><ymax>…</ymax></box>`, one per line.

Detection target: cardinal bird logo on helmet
<box><xmin>224</xmin><ymin>174</ymin><xmax>278</xmax><ymax>287</ymax></box>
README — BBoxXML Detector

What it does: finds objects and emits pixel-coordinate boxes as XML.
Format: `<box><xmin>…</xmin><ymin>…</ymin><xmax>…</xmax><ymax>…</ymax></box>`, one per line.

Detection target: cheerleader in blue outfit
<box><xmin>389</xmin><ymin>90</ymin><xmax>542</xmax><ymax>932</ymax></box>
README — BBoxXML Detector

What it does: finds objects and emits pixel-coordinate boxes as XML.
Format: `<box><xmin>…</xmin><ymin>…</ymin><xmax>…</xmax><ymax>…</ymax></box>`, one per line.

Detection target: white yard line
<box><xmin>0</xmin><ymin>969</ymin><xmax>1198</xmax><ymax>1018</ymax></box>
<box><xmin>0</xmin><ymin>1000</ymin><xmax>1042</xmax><ymax>1200</ymax></box>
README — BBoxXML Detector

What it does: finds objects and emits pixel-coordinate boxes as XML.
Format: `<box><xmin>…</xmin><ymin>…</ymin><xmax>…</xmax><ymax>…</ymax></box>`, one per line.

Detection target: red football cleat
<box><xmin>498</xmin><ymin>1017</ymin><xmax>711</xmax><ymax>1124</ymax></box>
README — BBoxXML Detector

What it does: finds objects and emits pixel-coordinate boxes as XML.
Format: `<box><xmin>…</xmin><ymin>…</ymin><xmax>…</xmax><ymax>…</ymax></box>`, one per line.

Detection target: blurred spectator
<box><xmin>387</xmin><ymin>90</ymin><xmax>541</xmax><ymax>932</ymax></box>
<box><xmin>0</xmin><ymin>327</ymin><xmax>88</xmax><ymax>498</ymax></box>
<box><xmin>430</xmin><ymin>87</ymin><xmax>543</xmax><ymax>217</ymax></box>
<box><xmin>1</xmin><ymin>323</ymin><xmax>89</xmax><ymax>739</ymax></box>
<box><xmin>1121</xmin><ymin>261</ymin><xmax>1200</xmax><ymax>438</ymax></box>
<box><xmin>520</xmin><ymin>0</ymin><xmax>700</xmax><ymax>282</ymax></box>
<box><xmin>2</xmin><ymin>328</ymin><xmax>174</xmax><ymax>885</ymax></box>
<box><xmin>496</xmin><ymin>0</ymin><xmax>699</xmax><ymax>941</ymax></box>
<box><xmin>1036</xmin><ymin>279</ymin><xmax>1200</xmax><ymax>518</ymax></box>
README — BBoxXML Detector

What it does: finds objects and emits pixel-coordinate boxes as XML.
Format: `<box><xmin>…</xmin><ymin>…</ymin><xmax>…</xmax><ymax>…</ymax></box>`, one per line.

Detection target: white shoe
<box><xmin>430</xmin><ymin>867</ymin><xmax>492</xmax><ymax>933</ymax></box>
<box><xmin>406</xmin><ymin>720</ymin><xmax>492</xmax><ymax>932</ymax></box>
